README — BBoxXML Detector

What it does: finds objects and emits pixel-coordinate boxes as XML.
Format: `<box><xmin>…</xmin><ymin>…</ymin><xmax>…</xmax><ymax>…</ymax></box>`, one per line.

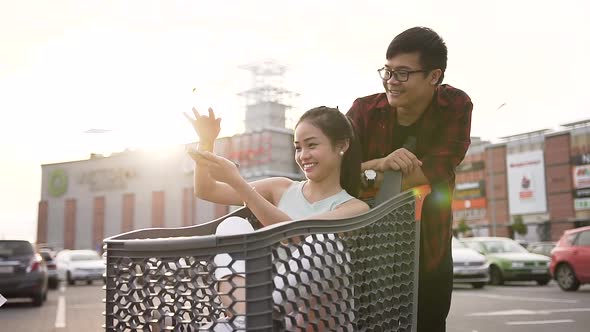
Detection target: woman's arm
<box><xmin>189</xmin><ymin>150</ymin><xmax>297</xmax><ymax>225</ymax></box>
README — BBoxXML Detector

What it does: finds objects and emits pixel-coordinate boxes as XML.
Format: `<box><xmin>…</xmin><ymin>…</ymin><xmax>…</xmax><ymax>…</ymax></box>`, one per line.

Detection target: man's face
<box><xmin>382</xmin><ymin>52</ymin><xmax>437</xmax><ymax>109</ymax></box>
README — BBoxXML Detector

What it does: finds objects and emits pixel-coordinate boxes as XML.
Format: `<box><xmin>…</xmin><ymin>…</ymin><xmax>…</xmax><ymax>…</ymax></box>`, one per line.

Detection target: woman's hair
<box><xmin>296</xmin><ymin>106</ymin><xmax>362</xmax><ymax>198</ymax></box>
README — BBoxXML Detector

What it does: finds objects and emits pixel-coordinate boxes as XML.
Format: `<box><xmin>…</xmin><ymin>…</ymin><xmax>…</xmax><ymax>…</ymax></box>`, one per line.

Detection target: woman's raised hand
<box><xmin>183</xmin><ymin>107</ymin><xmax>221</xmax><ymax>143</ymax></box>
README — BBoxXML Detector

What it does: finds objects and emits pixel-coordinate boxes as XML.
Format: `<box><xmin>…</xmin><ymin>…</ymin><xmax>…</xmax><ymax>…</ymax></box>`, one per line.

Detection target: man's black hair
<box><xmin>386</xmin><ymin>27</ymin><xmax>448</xmax><ymax>84</ymax></box>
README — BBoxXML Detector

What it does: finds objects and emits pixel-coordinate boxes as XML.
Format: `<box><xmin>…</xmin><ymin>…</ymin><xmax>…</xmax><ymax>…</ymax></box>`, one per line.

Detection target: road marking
<box><xmin>506</xmin><ymin>319</ymin><xmax>574</xmax><ymax>325</ymax></box>
<box><xmin>468</xmin><ymin>308</ymin><xmax>590</xmax><ymax>316</ymax></box>
<box><xmin>55</xmin><ymin>295</ymin><xmax>66</xmax><ymax>328</ymax></box>
<box><xmin>455</xmin><ymin>293</ymin><xmax>578</xmax><ymax>304</ymax></box>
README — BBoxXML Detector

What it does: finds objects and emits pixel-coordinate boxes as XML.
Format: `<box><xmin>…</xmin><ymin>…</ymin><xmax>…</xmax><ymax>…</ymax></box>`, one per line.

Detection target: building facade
<box><xmin>454</xmin><ymin>121</ymin><xmax>590</xmax><ymax>242</ymax></box>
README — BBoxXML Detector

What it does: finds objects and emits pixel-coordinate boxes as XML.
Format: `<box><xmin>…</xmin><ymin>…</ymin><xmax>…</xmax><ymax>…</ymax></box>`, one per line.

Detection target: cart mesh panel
<box><xmin>106</xmin><ymin>255</ymin><xmax>247</xmax><ymax>331</ymax></box>
<box><xmin>271</xmin><ymin>202</ymin><xmax>416</xmax><ymax>331</ymax></box>
<box><xmin>104</xmin><ymin>198</ymin><xmax>418</xmax><ymax>331</ymax></box>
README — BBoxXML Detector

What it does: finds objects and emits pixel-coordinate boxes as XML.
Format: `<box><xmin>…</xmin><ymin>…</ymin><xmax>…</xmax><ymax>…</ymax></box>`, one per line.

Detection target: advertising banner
<box><xmin>506</xmin><ymin>150</ymin><xmax>547</xmax><ymax>215</ymax></box>
<box><xmin>573</xmin><ymin>165</ymin><xmax>590</xmax><ymax>189</ymax></box>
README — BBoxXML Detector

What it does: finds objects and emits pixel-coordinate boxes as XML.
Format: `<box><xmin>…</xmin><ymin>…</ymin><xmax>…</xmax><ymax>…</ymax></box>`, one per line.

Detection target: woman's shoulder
<box><xmin>253</xmin><ymin>177</ymin><xmax>297</xmax><ymax>205</ymax></box>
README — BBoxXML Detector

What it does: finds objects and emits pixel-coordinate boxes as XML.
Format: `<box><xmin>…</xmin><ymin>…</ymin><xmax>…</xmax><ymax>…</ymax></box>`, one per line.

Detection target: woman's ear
<box><xmin>336</xmin><ymin>139</ymin><xmax>350</xmax><ymax>155</ymax></box>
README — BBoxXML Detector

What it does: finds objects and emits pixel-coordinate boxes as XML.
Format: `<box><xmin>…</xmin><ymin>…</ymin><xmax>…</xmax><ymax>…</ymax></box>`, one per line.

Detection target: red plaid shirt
<box><xmin>347</xmin><ymin>84</ymin><xmax>473</xmax><ymax>273</ymax></box>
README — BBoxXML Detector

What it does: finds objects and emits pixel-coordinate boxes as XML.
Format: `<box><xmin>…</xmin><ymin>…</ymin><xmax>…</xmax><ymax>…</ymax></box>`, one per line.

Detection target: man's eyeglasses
<box><xmin>378</xmin><ymin>67</ymin><xmax>428</xmax><ymax>82</ymax></box>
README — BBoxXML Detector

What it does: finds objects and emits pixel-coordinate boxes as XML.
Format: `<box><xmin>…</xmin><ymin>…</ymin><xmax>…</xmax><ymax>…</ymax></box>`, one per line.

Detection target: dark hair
<box><xmin>386</xmin><ymin>26</ymin><xmax>448</xmax><ymax>84</ymax></box>
<box><xmin>295</xmin><ymin>106</ymin><xmax>362</xmax><ymax>198</ymax></box>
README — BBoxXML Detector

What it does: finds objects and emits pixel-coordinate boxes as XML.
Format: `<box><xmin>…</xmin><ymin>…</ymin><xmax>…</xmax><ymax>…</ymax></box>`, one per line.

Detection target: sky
<box><xmin>1</xmin><ymin>0</ymin><xmax>589</xmax><ymax>241</ymax></box>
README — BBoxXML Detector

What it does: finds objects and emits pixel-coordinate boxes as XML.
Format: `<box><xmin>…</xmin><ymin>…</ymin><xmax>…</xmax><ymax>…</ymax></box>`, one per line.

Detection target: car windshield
<box><xmin>481</xmin><ymin>240</ymin><xmax>528</xmax><ymax>253</ymax></box>
<box><xmin>70</xmin><ymin>253</ymin><xmax>101</xmax><ymax>261</ymax></box>
<box><xmin>452</xmin><ymin>238</ymin><xmax>468</xmax><ymax>249</ymax></box>
<box><xmin>0</xmin><ymin>241</ymin><xmax>34</xmax><ymax>256</ymax></box>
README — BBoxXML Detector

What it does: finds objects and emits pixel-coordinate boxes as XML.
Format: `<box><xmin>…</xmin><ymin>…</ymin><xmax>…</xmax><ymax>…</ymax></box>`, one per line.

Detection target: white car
<box><xmin>55</xmin><ymin>249</ymin><xmax>105</xmax><ymax>285</ymax></box>
<box><xmin>452</xmin><ymin>237</ymin><xmax>490</xmax><ymax>288</ymax></box>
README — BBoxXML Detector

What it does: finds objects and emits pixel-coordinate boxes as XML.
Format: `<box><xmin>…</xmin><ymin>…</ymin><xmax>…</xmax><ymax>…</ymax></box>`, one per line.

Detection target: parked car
<box><xmin>461</xmin><ymin>237</ymin><xmax>551</xmax><ymax>286</ymax></box>
<box><xmin>452</xmin><ymin>237</ymin><xmax>489</xmax><ymax>288</ymax></box>
<box><xmin>550</xmin><ymin>225</ymin><xmax>590</xmax><ymax>291</ymax></box>
<box><xmin>528</xmin><ymin>241</ymin><xmax>556</xmax><ymax>257</ymax></box>
<box><xmin>39</xmin><ymin>249</ymin><xmax>59</xmax><ymax>289</ymax></box>
<box><xmin>0</xmin><ymin>240</ymin><xmax>48</xmax><ymax>306</ymax></box>
<box><xmin>56</xmin><ymin>249</ymin><xmax>105</xmax><ymax>285</ymax></box>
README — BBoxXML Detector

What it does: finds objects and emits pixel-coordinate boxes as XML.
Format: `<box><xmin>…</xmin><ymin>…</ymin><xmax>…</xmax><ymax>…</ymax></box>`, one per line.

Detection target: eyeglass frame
<box><xmin>377</xmin><ymin>67</ymin><xmax>430</xmax><ymax>82</ymax></box>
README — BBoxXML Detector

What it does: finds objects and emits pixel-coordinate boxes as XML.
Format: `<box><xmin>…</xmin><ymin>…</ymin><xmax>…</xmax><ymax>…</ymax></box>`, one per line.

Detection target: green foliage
<box><xmin>511</xmin><ymin>215</ymin><xmax>528</xmax><ymax>236</ymax></box>
<box><xmin>457</xmin><ymin>219</ymin><xmax>471</xmax><ymax>235</ymax></box>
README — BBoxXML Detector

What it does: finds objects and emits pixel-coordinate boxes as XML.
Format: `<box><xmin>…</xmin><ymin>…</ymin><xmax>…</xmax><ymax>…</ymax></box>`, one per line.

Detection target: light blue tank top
<box><xmin>276</xmin><ymin>181</ymin><xmax>355</xmax><ymax>220</ymax></box>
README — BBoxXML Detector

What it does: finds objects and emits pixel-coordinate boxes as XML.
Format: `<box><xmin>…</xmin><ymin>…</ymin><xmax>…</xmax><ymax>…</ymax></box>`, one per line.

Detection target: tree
<box><xmin>456</xmin><ymin>219</ymin><xmax>472</xmax><ymax>237</ymax></box>
<box><xmin>511</xmin><ymin>215</ymin><xmax>528</xmax><ymax>236</ymax></box>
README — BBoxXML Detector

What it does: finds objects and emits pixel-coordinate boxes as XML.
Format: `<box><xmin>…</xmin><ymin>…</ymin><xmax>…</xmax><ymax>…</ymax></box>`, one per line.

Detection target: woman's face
<box><xmin>293</xmin><ymin>120</ymin><xmax>342</xmax><ymax>182</ymax></box>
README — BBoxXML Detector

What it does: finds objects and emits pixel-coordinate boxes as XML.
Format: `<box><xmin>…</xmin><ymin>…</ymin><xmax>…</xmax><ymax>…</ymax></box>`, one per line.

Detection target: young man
<box><xmin>347</xmin><ymin>27</ymin><xmax>473</xmax><ymax>332</ymax></box>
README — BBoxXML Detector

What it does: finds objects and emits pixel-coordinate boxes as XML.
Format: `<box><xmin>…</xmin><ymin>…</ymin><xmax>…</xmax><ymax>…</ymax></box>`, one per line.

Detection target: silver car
<box><xmin>452</xmin><ymin>237</ymin><xmax>490</xmax><ymax>288</ymax></box>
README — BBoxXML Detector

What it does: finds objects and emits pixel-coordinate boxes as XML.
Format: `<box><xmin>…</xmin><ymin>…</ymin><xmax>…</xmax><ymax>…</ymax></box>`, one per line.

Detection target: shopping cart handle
<box><xmin>374</xmin><ymin>171</ymin><xmax>403</xmax><ymax>206</ymax></box>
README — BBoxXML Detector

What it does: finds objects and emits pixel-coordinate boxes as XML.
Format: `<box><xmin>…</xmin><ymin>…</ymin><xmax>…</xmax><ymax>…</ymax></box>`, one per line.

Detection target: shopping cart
<box><xmin>103</xmin><ymin>172</ymin><xmax>426</xmax><ymax>331</ymax></box>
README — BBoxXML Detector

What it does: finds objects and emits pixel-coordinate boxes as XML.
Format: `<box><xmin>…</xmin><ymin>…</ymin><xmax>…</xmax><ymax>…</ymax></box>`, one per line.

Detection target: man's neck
<box><xmin>396</xmin><ymin>89</ymin><xmax>435</xmax><ymax>126</ymax></box>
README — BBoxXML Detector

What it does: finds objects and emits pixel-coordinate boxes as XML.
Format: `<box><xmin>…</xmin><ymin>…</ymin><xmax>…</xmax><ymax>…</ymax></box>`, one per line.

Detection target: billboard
<box><xmin>506</xmin><ymin>150</ymin><xmax>547</xmax><ymax>215</ymax></box>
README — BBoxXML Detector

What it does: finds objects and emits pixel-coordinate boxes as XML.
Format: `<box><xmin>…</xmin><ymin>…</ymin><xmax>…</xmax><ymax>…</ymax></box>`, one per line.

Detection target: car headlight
<box><xmin>511</xmin><ymin>262</ymin><xmax>525</xmax><ymax>268</ymax></box>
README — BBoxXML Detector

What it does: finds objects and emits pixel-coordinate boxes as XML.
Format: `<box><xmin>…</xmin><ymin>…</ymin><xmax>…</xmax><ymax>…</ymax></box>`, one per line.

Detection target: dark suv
<box><xmin>0</xmin><ymin>240</ymin><xmax>48</xmax><ymax>306</ymax></box>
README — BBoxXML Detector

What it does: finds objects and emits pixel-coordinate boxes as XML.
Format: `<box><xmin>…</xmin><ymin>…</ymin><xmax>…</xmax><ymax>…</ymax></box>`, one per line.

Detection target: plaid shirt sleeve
<box><xmin>420</xmin><ymin>87</ymin><xmax>473</xmax><ymax>187</ymax></box>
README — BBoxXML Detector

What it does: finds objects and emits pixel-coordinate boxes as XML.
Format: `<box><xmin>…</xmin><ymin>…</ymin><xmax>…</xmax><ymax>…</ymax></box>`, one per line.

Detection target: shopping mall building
<box><xmin>454</xmin><ymin>120</ymin><xmax>590</xmax><ymax>242</ymax></box>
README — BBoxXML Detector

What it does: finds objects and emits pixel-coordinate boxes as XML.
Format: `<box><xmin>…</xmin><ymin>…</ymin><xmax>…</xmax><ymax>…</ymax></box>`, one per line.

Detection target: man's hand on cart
<box><xmin>362</xmin><ymin>148</ymin><xmax>422</xmax><ymax>174</ymax></box>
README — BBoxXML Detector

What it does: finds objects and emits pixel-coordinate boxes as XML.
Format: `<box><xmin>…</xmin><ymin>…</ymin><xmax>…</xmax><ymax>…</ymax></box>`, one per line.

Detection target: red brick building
<box><xmin>454</xmin><ymin>120</ymin><xmax>590</xmax><ymax>242</ymax></box>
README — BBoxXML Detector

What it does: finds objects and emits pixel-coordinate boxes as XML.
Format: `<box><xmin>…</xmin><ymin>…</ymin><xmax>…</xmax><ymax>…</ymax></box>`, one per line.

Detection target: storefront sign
<box><xmin>78</xmin><ymin>168</ymin><xmax>136</xmax><ymax>192</ymax></box>
<box><xmin>574</xmin><ymin>197</ymin><xmax>590</xmax><ymax>211</ymax></box>
<box><xmin>48</xmin><ymin>169</ymin><xmax>68</xmax><ymax>197</ymax></box>
<box><xmin>573</xmin><ymin>165</ymin><xmax>590</xmax><ymax>189</ymax></box>
<box><xmin>574</xmin><ymin>188</ymin><xmax>590</xmax><ymax>198</ymax></box>
<box><xmin>506</xmin><ymin>150</ymin><xmax>548</xmax><ymax>215</ymax></box>
<box><xmin>452</xmin><ymin>197</ymin><xmax>487</xmax><ymax>210</ymax></box>
<box><xmin>453</xmin><ymin>208</ymin><xmax>487</xmax><ymax>221</ymax></box>
<box><xmin>571</xmin><ymin>153</ymin><xmax>590</xmax><ymax>165</ymax></box>
<box><xmin>455</xmin><ymin>181</ymin><xmax>486</xmax><ymax>199</ymax></box>
<box><xmin>456</xmin><ymin>160</ymin><xmax>485</xmax><ymax>173</ymax></box>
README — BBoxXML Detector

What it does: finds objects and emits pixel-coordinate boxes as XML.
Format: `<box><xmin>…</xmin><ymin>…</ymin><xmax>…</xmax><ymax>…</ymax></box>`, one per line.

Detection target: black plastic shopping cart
<box><xmin>103</xmin><ymin>172</ymin><xmax>424</xmax><ymax>331</ymax></box>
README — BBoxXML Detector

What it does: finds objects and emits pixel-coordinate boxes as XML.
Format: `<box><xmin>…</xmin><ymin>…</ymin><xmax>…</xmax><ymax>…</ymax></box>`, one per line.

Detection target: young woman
<box><xmin>185</xmin><ymin>105</ymin><xmax>369</xmax><ymax>224</ymax></box>
<box><xmin>185</xmin><ymin>106</ymin><xmax>369</xmax><ymax>330</ymax></box>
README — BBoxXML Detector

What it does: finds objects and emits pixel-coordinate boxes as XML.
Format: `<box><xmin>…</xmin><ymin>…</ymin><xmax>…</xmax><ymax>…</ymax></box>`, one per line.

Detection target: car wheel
<box><xmin>556</xmin><ymin>264</ymin><xmax>580</xmax><ymax>291</ymax></box>
<box><xmin>67</xmin><ymin>272</ymin><xmax>75</xmax><ymax>286</ymax></box>
<box><xmin>86</xmin><ymin>280</ymin><xmax>92</xmax><ymax>285</ymax></box>
<box><xmin>31</xmin><ymin>292</ymin><xmax>44</xmax><ymax>307</ymax></box>
<box><xmin>472</xmin><ymin>282</ymin><xmax>485</xmax><ymax>289</ymax></box>
<box><xmin>536</xmin><ymin>278</ymin><xmax>550</xmax><ymax>286</ymax></box>
<box><xmin>489</xmin><ymin>265</ymin><xmax>504</xmax><ymax>285</ymax></box>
